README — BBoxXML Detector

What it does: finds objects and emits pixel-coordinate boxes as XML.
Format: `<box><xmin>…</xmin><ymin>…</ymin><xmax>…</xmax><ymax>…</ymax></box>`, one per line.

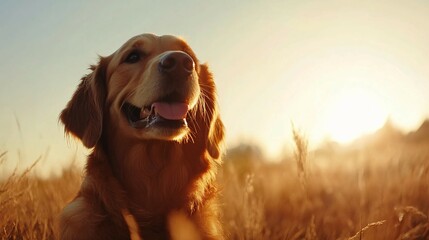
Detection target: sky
<box><xmin>1</xmin><ymin>0</ymin><xmax>429</xmax><ymax>176</ymax></box>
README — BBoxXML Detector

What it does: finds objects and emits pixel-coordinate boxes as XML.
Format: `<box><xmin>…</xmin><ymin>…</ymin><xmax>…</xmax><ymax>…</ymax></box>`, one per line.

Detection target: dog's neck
<box><xmin>100</xmin><ymin>129</ymin><xmax>212</xmax><ymax>215</ymax></box>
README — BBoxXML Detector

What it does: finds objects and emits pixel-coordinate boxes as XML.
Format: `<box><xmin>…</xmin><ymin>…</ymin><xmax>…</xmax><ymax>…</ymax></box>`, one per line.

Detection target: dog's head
<box><xmin>61</xmin><ymin>34</ymin><xmax>223</xmax><ymax>158</ymax></box>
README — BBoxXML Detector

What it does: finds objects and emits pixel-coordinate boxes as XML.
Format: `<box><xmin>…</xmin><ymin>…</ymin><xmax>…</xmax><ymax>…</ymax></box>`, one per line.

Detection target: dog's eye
<box><xmin>124</xmin><ymin>51</ymin><xmax>142</xmax><ymax>64</ymax></box>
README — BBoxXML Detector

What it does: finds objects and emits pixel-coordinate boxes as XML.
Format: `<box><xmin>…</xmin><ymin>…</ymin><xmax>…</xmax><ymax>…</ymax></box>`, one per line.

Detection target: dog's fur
<box><xmin>59</xmin><ymin>34</ymin><xmax>224</xmax><ymax>240</ymax></box>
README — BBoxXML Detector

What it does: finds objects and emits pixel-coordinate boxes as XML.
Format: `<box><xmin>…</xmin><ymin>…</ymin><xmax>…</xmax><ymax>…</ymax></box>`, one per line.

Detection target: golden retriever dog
<box><xmin>59</xmin><ymin>33</ymin><xmax>224</xmax><ymax>240</ymax></box>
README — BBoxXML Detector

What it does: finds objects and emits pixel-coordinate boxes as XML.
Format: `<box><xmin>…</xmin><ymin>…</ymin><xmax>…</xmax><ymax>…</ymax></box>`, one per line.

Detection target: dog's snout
<box><xmin>158</xmin><ymin>51</ymin><xmax>194</xmax><ymax>79</ymax></box>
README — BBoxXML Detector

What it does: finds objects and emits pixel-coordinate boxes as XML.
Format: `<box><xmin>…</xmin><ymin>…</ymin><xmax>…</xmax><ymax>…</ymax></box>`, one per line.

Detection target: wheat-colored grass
<box><xmin>1</xmin><ymin>131</ymin><xmax>428</xmax><ymax>239</ymax></box>
<box><xmin>220</xmin><ymin>131</ymin><xmax>429</xmax><ymax>239</ymax></box>
<box><xmin>0</xmin><ymin>152</ymin><xmax>81</xmax><ymax>240</ymax></box>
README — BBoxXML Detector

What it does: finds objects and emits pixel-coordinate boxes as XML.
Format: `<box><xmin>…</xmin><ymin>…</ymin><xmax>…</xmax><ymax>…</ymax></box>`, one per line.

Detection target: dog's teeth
<box><xmin>140</xmin><ymin>108</ymin><xmax>151</xmax><ymax>118</ymax></box>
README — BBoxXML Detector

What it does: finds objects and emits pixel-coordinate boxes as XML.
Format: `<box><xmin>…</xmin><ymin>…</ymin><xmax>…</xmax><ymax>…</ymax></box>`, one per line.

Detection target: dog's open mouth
<box><xmin>122</xmin><ymin>102</ymin><xmax>189</xmax><ymax>129</ymax></box>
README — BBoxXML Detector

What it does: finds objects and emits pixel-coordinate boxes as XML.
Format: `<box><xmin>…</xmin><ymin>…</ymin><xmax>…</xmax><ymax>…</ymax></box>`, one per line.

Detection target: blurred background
<box><xmin>1</xmin><ymin>0</ymin><xmax>429</xmax><ymax>177</ymax></box>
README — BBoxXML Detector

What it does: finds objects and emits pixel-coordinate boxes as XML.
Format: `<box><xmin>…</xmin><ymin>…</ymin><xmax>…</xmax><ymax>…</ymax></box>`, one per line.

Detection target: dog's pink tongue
<box><xmin>152</xmin><ymin>102</ymin><xmax>188</xmax><ymax>120</ymax></box>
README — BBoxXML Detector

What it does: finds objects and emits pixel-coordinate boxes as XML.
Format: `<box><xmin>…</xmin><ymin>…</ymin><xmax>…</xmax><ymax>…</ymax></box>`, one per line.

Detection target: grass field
<box><xmin>1</xmin><ymin>131</ymin><xmax>428</xmax><ymax>240</ymax></box>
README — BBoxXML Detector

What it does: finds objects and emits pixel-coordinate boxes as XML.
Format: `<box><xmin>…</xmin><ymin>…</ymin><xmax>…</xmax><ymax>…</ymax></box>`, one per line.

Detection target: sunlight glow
<box><xmin>322</xmin><ymin>87</ymin><xmax>388</xmax><ymax>143</ymax></box>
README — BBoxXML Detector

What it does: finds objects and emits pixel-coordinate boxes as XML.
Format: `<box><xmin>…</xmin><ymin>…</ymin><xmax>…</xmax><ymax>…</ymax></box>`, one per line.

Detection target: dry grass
<box><xmin>220</xmin><ymin>130</ymin><xmax>429</xmax><ymax>239</ymax></box>
<box><xmin>0</xmin><ymin>152</ymin><xmax>81</xmax><ymax>240</ymax></box>
<box><xmin>1</xmin><ymin>131</ymin><xmax>429</xmax><ymax>239</ymax></box>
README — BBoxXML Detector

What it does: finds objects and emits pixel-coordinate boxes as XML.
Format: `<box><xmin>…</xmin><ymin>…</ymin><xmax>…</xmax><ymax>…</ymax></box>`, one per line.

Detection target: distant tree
<box><xmin>406</xmin><ymin>119</ymin><xmax>429</xmax><ymax>143</ymax></box>
<box><xmin>223</xmin><ymin>143</ymin><xmax>265</xmax><ymax>178</ymax></box>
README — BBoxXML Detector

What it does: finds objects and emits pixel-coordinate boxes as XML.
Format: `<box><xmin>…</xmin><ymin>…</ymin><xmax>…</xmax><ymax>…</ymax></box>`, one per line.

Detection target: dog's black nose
<box><xmin>158</xmin><ymin>51</ymin><xmax>194</xmax><ymax>79</ymax></box>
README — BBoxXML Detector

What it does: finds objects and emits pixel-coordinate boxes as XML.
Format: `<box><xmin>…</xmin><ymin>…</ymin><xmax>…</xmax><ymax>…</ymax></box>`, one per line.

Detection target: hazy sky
<box><xmin>1</xmin><ymin>0</ymin><xmax>429</xmax><ymax>175</ymax></box>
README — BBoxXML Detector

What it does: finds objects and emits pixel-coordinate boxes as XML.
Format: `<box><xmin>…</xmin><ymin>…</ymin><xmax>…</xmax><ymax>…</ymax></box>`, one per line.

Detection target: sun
<box><xmin>322</xmin><ymin>87</ymin><xmax>388</xmax><ymax>143</ymax></box>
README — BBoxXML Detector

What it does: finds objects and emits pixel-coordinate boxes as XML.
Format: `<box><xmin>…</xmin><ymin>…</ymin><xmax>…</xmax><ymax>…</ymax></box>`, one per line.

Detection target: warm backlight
<box><xmin>322</xmin><ymin>87</ymin><xmax>388</xmax><ymax>143</ymax></box>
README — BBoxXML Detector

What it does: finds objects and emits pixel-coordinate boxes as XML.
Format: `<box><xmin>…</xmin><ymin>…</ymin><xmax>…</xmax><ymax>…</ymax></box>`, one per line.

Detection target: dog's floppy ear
<box><xmin>60</xmin><ymin>57</ymin><xmax>108</xmax><ymax>148</ymax></box>
<box><xmin>198</xmin><ymin>64</ymin><xmax>225</xmax><ymax>160</ymax></box>
<box><xmin>207</xmin><ymin>116</ymin><xmax>225</xmax><ymax>159</ymax></box>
